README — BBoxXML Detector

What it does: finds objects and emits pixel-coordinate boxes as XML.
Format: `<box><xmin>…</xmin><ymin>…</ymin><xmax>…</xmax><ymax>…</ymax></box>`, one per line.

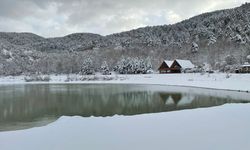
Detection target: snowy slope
<box><xmin>0</xmin><ymin>104</ymin><xmax>249</xmax><ymax>150</ymax></box>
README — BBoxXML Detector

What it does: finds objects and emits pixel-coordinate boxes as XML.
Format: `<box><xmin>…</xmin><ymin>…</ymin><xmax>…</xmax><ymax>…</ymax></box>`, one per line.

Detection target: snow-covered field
<box><xmin>0</xmin><ymin>104</ymin><xmax>249</xmax><ymax>150</ymax></box>
<box><xmin>0</xmin><ymin>73</ymin><xmax>250</xmax><ymax>92</ymax></box>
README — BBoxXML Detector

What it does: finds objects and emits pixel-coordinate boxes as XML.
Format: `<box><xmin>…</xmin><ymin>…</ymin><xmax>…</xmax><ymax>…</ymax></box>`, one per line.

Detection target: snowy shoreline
<box><xmin>0</xmin><ymin>73</ymin><xmax>250</xmax><ymax>92</ymax></box>
<box><xmin>1</xmin><ymin>103</ymin><xmax>250</xmax><ymax>150</ymax></box>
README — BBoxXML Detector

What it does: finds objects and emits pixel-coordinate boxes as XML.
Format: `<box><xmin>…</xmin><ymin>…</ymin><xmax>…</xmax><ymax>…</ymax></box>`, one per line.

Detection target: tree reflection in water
<box><xmin>0</xmin><ymin>84</ymin><xmax>249</xmax><ymax>131</ymax></box>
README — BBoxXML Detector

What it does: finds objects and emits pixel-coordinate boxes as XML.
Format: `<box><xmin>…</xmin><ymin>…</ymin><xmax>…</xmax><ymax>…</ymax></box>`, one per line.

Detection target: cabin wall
<box><xmin>170</xmin><ymin>61</ymin><xmax>181</xmax><ymax>73</ymax></box>
<box><xmin>158</xmin><ymin>62</ymin><xmax>171</xmax><ymax>74</ymax></box>
<box><xmin>236</xmin><ymin>66</ymin><xmax>250</xmax><ymax>73</ymax></box>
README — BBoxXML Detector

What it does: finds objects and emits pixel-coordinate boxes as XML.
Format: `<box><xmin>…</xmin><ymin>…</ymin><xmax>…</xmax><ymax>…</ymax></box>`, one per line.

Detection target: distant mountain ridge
<box><xmin>1</xmin><ymin>3</ymin><xmax>250</xmax><ymax>75</ymax></box>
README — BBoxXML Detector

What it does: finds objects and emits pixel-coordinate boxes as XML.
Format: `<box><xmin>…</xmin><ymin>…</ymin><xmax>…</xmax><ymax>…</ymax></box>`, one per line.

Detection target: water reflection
<box><xmin>0</xmin><ymin>84</ymin><xmax>249</xmax><ymax>131</ymax></box>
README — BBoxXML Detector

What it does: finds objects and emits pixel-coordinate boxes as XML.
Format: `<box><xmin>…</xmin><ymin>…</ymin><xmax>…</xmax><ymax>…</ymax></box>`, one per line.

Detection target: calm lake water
<box><xmin>0</xmin><ymin>84</ymin><xmax>249</xmax><ymax>131</ymax></box>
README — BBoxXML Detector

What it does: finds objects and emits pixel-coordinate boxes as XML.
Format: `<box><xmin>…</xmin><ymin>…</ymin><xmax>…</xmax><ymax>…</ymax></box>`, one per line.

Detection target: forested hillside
<box><xmin>1</xmin><ymin>3</ymin><xmax>250</xmax><ymax>75</ymax></box>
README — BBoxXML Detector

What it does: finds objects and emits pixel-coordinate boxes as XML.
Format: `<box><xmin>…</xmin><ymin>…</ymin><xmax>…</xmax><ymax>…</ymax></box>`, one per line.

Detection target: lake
<box><xmin>0</xmin><ymin>84</ymin><xmax>249</xmax><ymax>131</ymax></box>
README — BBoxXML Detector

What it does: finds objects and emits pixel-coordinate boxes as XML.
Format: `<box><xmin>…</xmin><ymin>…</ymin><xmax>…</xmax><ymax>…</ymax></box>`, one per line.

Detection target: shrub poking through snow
<box><xmin>80</xmin><ymin>75</ymin><xmax>116</xmax><ymax>81</ymax></box>
<box><xmin>64</xmin><ymin>74</ymin><xmax>79</xmax><ymax>82</ymax></box>
<box><xmin>24</xmin><ymin>75</ymin><xmax>51</xmax><ymax>82</ymax></box>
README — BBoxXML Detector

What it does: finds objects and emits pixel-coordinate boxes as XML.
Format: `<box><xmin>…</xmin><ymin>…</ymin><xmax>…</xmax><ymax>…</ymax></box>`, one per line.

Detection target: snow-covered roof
<box><xmin>242</xmin><ymin>64</ymin><xmax>250</xmax><ymax>67</ymax></box>
<box><xmin>174</xmin><ymin>59</ymin><xmax>195</xmax><ymax>69</ymax></box>
<box><xmin>164</xmin><ymin>60</ymin><xmax>174</xmax><ymax>67</ymax></box>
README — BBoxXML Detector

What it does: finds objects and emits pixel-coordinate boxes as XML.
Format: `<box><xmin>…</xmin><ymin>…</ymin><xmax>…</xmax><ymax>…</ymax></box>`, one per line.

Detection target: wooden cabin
<box><xmin>170</xmin><ymin>59</ymin><xmax>195</xmax><ymax>73</ymax></box>
<box><xmin>158</xmin><ymin>60</ymin><xmax>173</xmax><ymax>73</ymax></box>
<box><xmin>235</xmin><ymin>64</ymin><xmax>250</xmax><ymax>73</ymax></box>
<box><xmin>158</xmin><ymin>59</ymin><xmax>195</xmax><ymax>73</ymax></box>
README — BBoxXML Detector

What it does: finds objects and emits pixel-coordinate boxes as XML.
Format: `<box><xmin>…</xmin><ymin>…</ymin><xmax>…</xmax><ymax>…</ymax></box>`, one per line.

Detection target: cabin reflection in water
<box><xmin>158</xmin><ymin>92</ymin><xmax>241</xmax><ymax>111</ymax></box>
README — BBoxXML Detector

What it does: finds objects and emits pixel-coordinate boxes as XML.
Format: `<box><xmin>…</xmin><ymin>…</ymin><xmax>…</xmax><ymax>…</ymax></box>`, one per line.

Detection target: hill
<box><xmin>1</xmin><ymin>3</ymin><xmax>250</xmax><ymax>75</ymax></box>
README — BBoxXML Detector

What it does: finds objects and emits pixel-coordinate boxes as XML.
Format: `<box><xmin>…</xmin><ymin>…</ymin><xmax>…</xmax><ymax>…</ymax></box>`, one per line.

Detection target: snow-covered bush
<box><xmin>113</xmin><ymin>57</ymin><xmax>131</xmax><ymax>74</ymax></box>
<box><xmin>80</xmin><ymin>75</ymin><xmax>116</xmax><ymax>81</ymax></box>
<box><xmin>225</xmin><ymin>55</ymin><xmax>237</xmax><ymax>65</ymax></box>
<box><xmin>100</xmin><ymin>61</ymin><xmax>111</xmax><ymax>75</ymax></box>
<box><xmin>114</xmin><ymin>57</ymin><xmax>153</xmax><ymax>74</ymax></box>
<box><xmin>146</xmin><ymin>69</ymin><xmax>154</xmax><ymax>74</ymax></box>
<box><xmin>81</xmin><ymin>58</ymin><xmax>95</xmax><ymax>75</ymax></box>
<box><xmin>224</xmin><ymin>65</ymin><xmax>237</xmax><ymax>73</ymax></box>
<box><xmin>193</xmin><ymin>65</ymin><xmax>205</xmax><ymax>74</ymax></box>
<box><xmin>144</xmin><ymin>57</ymin><xmax>153</xmax><ymax>73</ymax></box>
<box><xmin>226</xmin><ymin>73</ymin><xmax>232</xmax><ymax>78</ymax></box>
<box><xmin>215</xmin><ymin>59</ymin><xmax>237</xmax><ymax>73</ymax></box>
<box><xmin>247</xmin><ymin>55</ymin><xmax>250</xmax><ymax>63</ymax></box>
<box><xmin>215</xmin><ymin>61</ymin><xmax>227</xmax><ymax>72</ymax></box>
<box><xmin>196</xmin><ymin>63</ymin><xmax>214</xmax><ymax>73</ymax></box>
<box><xmin>191</xmin><ymin>42</ymin><xmax>199</xmax><ymax>53</ymax></box>
<box><xmin>65</xmin><ymin>74</ymin><xmax>80</xmax><ymax>82</ymax></box>
<box><xmin>24</xmin><ymin>75</ymin><xmax>51</xmax><ymax>82</ymax></box>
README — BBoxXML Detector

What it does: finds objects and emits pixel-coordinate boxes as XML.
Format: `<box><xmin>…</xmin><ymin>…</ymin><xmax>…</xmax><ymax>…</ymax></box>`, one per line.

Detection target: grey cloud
<box><xmin>0</xmin><ymin>0</ymin><xmax>248</xmax><ymax>37</ymax></box>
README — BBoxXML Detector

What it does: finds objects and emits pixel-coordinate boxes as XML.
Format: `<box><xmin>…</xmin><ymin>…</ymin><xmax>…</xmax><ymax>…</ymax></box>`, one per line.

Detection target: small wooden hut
<box><xmin>235</xmin><ymin>64</ymin><xmax>250</xmax><ymax>73</ymax></box>
<box><xmin>158</xmin><ymin>60</ymin><xmax>173</xmax><ymax>73</ymax></box>
<box><xmin>158</xmin><ymin>59</ymin><xmax>195</xmax><ymax>73</ymax></box>
<box><xmin>169</xmin><ymin>59</ymin><xmax>195</xmax><ymax>73</ymax></box>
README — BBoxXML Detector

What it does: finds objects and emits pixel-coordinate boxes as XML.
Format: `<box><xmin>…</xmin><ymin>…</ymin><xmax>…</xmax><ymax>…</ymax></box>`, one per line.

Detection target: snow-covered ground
<box><xmin>0</xmin><ymin>73</ymin><xmax>250</xmax><ymax>92</ymax></box>
<box><xmin>0</xmin><ymin>103</ymin><xmax>249</xmax><ymax>150</ymax></box>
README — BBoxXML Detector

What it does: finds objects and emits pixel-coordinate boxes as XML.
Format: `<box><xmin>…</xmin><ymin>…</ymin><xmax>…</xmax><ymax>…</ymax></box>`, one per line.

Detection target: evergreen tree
<box><xmin>100</xmin><ymin>61</ymin><xmax>110</xmax><ymax>75</ymax></box>
<box><xmin>81</xmin><ymin>58</ymin><xmax>95</xmax><ymax>75</ymax></box>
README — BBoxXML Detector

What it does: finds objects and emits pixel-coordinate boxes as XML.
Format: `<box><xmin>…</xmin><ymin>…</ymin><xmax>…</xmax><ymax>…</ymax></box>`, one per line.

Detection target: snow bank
<box><xmin>0</xmin><ymin>73</ymin><xmax>250</xmax><ymax>92</ymax></box>
<box><xmin>0</xmin><ymin>104</ymin><xmax>249</xmax><ymax>150</ymax></box>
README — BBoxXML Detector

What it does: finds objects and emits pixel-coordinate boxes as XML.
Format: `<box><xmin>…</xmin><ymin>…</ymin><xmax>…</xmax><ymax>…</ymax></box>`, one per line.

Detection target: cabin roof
<box><xmin>174</xmin><ymin>59</ymin><xmax>195</xmax><ymax>69</ymax></box>
<box><xmin>242</xmin><ymin>64</ymin><xmax>250</xmax><ymax>67</ymax></box>
<box><xmin>164</xmin><ymin>60</ymin><xmax>174</xmax><ymax>67</ymax></box>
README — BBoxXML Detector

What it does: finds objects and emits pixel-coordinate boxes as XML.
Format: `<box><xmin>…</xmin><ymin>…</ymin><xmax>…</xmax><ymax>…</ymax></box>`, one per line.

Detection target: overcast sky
<box><xmin>0</xmin><ymin>0</ymin><xmax>249</xmax><ymax>37</ymax></box>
